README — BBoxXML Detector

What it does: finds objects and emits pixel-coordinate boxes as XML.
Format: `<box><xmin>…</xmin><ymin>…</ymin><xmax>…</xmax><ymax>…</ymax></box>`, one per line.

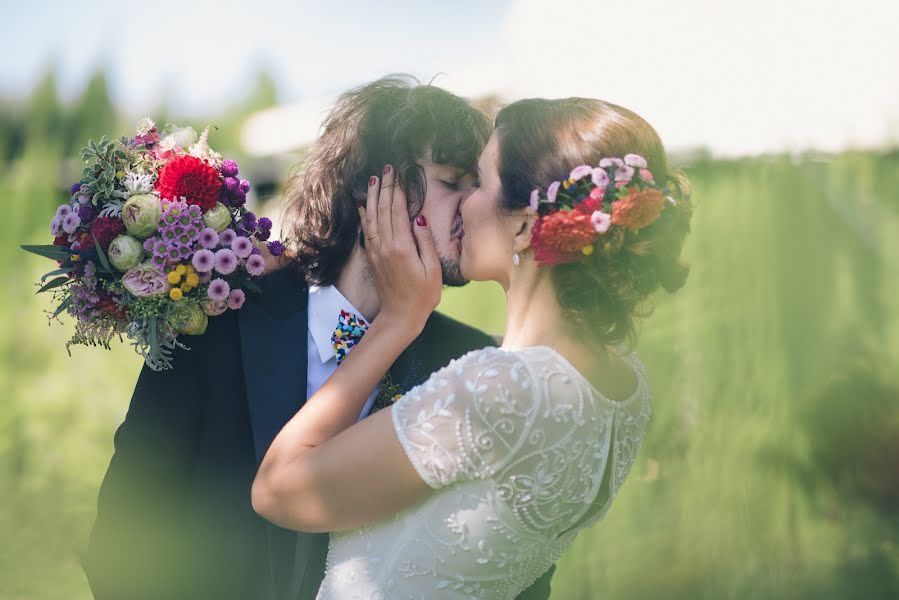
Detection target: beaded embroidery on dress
<box><xmin>316</xmin><ymin>345</ymin><xmax>651</xmax><ymax>599</ymax></box>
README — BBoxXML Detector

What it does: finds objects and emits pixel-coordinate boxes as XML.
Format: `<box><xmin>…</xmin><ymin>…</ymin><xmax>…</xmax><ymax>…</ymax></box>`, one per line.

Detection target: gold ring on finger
<box><xmin>367</xmin><ymin>232</ymin><xmax>380</xmax><ymax>241</ymax></box>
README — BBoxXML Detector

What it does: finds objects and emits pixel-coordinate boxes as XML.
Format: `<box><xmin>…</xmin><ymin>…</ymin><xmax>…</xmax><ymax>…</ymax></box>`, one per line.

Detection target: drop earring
<box><xmin>512</xmin><ymin>250</ymin><xmax>520</xmax><ymax>266</ymax></box>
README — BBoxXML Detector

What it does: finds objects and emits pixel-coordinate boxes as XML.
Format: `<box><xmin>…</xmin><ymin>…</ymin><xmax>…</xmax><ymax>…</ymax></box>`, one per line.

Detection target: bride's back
<box><xmin>318</xmin><ymin>345</ymin><xmax>651</xmax><ymax>599</ymax></box>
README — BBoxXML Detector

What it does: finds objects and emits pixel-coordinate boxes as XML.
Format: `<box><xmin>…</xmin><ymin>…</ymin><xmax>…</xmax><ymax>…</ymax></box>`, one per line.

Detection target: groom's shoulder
<box><xmin>176</xmin><ymin>264</ymin><xmax>308</xmax><ymax>367</ymax></box>
<box><xmin>250</xmin><ymin>261</ymin><xmax>309</xmax><ymax>299</ymax></box>
<box><xmin>240</xmin><ymin>261</ymin><xmax>309</xmax><ymax>317</ymax></box>
<box><xmin>421</xmin><ymin>311</ymin><xmax>496</xmax><ymax>354</ymax></box>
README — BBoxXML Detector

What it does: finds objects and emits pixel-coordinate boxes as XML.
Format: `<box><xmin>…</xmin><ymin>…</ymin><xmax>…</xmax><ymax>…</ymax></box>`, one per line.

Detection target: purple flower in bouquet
<box><xmin>254</xmin><ymin>217</ymin><xmax>273</xmax><ymax>241</ymax></box>
<box><xmin>62</xmin><ymin>213</ymin><xmax>81</xmax><ymax>234</ymax></box>
<box><xmin>78</xmin><ymin>203</ymin><xmax>96</xmax><ymax>223</ymax></box>
<box><xmin>198</xmin><ymin>227</ymin><xmax>219</xmax><ymax>249</ymax></box>
<box><xmin>227</xmin><ymin>288</ymin><xmax>246</xmax><ymax>310</ymax></box>
<box><xmin>267</xmin><ymin>240</ymin><xmax>285</xmax><ymax>257</ymax></box>
<box><xmin>143</xmin><ymin>199</ymin><xmax>204</xmax><ymax>270</ymax></box>
<box><xmin>214</xmin><ymin>248</ymin><xmax>238</xmax><ymax>274</ymax></box>
<box><xmin>222</xmin><ymin>176</ymin><xmax>240</xmax><ymax>193</ymax></box>
<box><xmin>69</xmin><ymin>263</ymin><xmax>101</xmax><ymax>320</ymax></box>
<box><xmin>207</xmin><ymin>277</ymin><xmax>230</xmax><ymax>302</ymax></box>
<box><xmin>192</xmin><ymin>248</ymin><xmax>215</xmax><ymax>272</ymax></box>
<box><xmin>245</xmin><ymin>253</ymin><xmax>266</xmax><ymax>276</ymax></box>
<box><xmin>219</xmin><ymin>229</ymin><xmax>237</xmax><ymax>246</ymax></box>
<box><xmin>220</xmin><ymin>159</ymin><xmax>239</xmax><ymax>177</ymax></box>
<box><xmin>242</xmin><ymin>211</ymin><xmax>257</xmax><ymax>230</ymax></box>
<box><xmin>231</xmin><ymin>235</ymin><xmax>254</xmax><ymax>259</ymax></box>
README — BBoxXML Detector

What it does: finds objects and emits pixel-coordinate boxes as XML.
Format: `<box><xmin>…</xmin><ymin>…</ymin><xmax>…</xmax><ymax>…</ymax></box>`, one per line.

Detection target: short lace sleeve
<box><xmin>390</xmin><ymin>348</ymin><xmax>538</xmax><ymax>489</ymax></box>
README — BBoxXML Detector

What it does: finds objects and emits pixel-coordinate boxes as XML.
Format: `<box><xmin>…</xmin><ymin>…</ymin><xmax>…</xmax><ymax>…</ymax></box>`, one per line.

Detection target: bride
<box><xmin>252</xmin><ymin>97</ymin><xmax>692</xmax><ymax>599</ymax></box>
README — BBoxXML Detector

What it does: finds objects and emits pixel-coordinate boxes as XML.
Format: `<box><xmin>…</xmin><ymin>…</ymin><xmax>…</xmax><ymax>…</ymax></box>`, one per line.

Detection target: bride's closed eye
<box><xmin>439</xmin><ymin>180</ymin><xmax>460</xmax><ymax>191</ymax></box>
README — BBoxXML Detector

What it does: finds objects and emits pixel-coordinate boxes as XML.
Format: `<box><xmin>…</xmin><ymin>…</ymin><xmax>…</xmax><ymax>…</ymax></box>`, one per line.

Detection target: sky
<box><xmin>3</xmin><ymin>0</ymin><xmax>898</xmax><ymax>157</ymax></box>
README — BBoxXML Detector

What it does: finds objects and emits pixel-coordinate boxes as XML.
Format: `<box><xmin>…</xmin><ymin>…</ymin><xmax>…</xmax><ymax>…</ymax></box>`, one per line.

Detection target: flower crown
<box><xmin>528</xmin><ymin>153</ymin><xmax>678</xmax><ymax>266</ymax></box>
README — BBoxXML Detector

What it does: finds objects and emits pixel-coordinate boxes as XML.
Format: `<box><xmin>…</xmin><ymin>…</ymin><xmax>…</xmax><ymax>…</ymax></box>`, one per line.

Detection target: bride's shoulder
<box><xmin>444</xmin><ymin>346</ymin><xmax>532</xmax><ymax>373</ymax></box>
<box><xmin>430</xmin><ymin>347</ymin><xmax>538</xmax><ymax>394</ymax></box>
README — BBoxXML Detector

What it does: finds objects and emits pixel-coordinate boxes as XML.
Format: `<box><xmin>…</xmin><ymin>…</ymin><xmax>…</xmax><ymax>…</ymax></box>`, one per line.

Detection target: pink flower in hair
<box><xmin>547</xmin><ymin>181</ymin><xmax>561</xmax><ymax>204</ymax></box>
<box><xmin>529</xmin><ymin>189</ymin><xmax>540</xmax><ymax>213</ymax></box>
<box><xmin>591</xmin><ymin>168</ymin><xmax>610</xmax><ymax>188</ymax></box>
<box><xmin>624</xmin><ymin>153</ymin><xmax>648</xmax><ymax>168</ymax></box>
<box><xmin>599</xmin><ymin>157</ymin><xmax>624</xmax><ymax>169</ymax></box>
<box><xmin>591</xmin><ymin>210</ymin><xmax>612</xmax><ymax>233</ymax></box>
<box><xmin>614</xmin><ymin>165</ymin><xmax>635</xmax><ymax>183</ymax></box>
<box><xmin>569</xmin><ymin>165</ymin><xmax>593</xmax><ymax>182</ymax></box>
<box><xmin>639</xmin><ymin>168</ymin><xmax>655</xmax><ymax>183</ymax></box>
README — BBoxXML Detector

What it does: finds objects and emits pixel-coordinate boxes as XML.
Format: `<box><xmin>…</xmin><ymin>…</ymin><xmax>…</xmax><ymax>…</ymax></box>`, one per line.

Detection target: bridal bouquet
<box><xmin>22</xmin><ymin>119</ymin><xmax>286</xmax><ymax>370</ymax></box>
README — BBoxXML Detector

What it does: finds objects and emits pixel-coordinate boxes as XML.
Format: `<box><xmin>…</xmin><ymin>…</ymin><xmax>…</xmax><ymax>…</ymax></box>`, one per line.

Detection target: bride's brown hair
<box><xmin>494</xmin><ymin>98</ymin><xmax>693</xmax><ymax>346</ymax></box>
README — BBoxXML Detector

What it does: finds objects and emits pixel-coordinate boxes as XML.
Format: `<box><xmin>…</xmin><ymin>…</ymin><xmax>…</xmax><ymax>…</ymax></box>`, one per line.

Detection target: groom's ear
<box><xmin>512</xmin><ymin>210</ymin><xmax>536</xmax><ymax>252</ymax></box>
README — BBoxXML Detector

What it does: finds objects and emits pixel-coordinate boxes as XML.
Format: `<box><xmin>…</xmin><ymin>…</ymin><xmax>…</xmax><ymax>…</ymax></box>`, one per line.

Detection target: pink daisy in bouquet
<box><xmin>22</xmin><ymin>118</ymin><xmax>287</xmax><ymax>370</ymax></box>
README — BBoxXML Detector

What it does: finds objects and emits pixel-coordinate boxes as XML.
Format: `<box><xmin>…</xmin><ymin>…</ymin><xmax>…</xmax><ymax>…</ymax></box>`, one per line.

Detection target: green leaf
<box><xmin>53</xmin><ymin>297</ymin><xmax>73</xmax><ymax>318</ymax></box>
<box><xmin>243</xmin><ymin>280</ymin><xmax>263</xmax><ymax>294</ymax></box>
<box><xmin>41</xmin><ymin>267</ymin><xmax>73</xmax><ymax>281</ymax></box>
<box><xmin>92</xmin><ymin>237</ymin><xmax>113</xmax><ymax>273</ymax></box>
<box><xmin>36</xmin><ymin>276</ymin><xmax>70</xmax><ymax>294</ymax></box>
<box><xmin>21</xmin><ymin>244</ymin><xmax>76</xmax><ymax>260</ymax></box>
<box><xmin>149</xmin><ymin>317</ymin><xmax>158</xmax><ymax>356</ymax></box>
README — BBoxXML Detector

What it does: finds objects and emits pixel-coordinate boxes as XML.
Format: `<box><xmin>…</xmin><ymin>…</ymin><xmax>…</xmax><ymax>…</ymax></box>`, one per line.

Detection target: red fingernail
<box><xmin>415</xmin><ymin>215</ymin><xmax>427</xmax><ymax>226</ymax></box>
<box><xmin>369</xmin><ymin>176</ymin><xmax>377</xmax><ymax>187</ymax></box>
<box><xmin>383</xmin><ymin>164</ymin><xmax>392</xmax><ymax>175</ymax></box>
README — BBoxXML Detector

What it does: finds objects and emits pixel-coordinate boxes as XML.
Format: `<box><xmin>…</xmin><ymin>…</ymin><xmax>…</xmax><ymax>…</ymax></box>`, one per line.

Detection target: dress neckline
<box><xmin>500</xmin><ymin>344</ymin><xmax>646</xmax><ymax>406</ymax></box>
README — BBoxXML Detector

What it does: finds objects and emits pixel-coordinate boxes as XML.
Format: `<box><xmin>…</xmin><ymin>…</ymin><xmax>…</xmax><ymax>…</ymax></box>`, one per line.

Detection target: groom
<box><xmin>83</xmin><ymin>76</ymin><xmax>556</xmax><ymax>600</ymax></box>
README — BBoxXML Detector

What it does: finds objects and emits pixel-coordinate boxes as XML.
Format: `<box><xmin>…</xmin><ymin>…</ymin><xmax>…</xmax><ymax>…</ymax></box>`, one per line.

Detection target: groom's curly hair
<box><xmin>281</xmin><ymin>75</ymin><xmax>491</xmax><ymax>286</ymax></box>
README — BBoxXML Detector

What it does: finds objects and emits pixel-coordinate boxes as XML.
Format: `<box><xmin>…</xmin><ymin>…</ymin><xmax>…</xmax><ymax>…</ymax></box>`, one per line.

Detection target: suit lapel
<box><xmin>238</xmin><ymin>264</ymin><xmax>309</xmax><ymax>599</ymax></box>
<box><xmin>238</xmin><ymin>265</ymin><xmax>309</xmax><ymax>465</ymax></box>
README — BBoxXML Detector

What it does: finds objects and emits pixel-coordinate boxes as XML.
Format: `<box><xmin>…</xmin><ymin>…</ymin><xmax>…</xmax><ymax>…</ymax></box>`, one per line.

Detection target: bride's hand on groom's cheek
<box><xmin>357</xmin><ymin>164</ymin><xmax>442</xmax><ymax>333</ymax></box>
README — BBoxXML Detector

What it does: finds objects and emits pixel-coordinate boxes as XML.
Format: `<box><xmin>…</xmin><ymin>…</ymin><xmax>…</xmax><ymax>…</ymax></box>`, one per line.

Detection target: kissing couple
<box><xmin>83</xmin><ymin>74</ymin><xmax>692</xmax><ymax>599</ymax></box>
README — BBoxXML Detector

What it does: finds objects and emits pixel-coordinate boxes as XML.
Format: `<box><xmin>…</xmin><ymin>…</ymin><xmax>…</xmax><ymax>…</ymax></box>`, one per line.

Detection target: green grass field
<box><xmin>3</xmin><ymin>125</ymin><xmax>898</xmax><ymax>598</ymax></box>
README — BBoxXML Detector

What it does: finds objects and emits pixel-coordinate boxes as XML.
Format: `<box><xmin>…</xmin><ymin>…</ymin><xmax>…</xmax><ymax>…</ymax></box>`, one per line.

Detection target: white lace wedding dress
<box><xmin>317</xmin><ymin>345</ymin><xmax>651</xmax><ymax>599</ymax></box>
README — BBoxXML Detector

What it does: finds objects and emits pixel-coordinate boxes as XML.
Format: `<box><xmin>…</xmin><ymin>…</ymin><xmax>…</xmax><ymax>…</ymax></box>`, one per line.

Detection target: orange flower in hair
<box><xmin>611</xmin><ymin>187</ymin><xmax>665</xmax><ymax>233</ymax></box>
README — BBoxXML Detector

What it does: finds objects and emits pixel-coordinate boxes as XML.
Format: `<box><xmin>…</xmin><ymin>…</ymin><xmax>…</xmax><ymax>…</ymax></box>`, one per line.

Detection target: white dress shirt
<box><xmin>306</xmin><ymin>285</ymin><xmax>380</xmax><ymax>421</ymax></box>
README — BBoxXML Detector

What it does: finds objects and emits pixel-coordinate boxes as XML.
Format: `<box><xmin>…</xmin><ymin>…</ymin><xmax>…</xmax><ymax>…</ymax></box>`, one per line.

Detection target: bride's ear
<box><xmin>512</xmin><ymin>209</ymin><xmax>537</xmax><ymax>253</ymax></box>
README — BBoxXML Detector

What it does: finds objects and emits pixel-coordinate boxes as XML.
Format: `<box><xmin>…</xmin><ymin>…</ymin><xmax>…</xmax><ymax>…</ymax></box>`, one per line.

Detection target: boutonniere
<box><xmin>369</xmin><ymin>354</ymin><xmax>423</xmax><ymax>415</ymax></box>
<box><xmin>369</xmin><ymin>372</ymin><xmax>405</xmax><ymax>415</ymax></box>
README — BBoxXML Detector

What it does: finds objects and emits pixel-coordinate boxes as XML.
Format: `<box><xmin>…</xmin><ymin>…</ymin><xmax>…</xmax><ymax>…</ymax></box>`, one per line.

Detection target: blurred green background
<box><xmin>3</xmin><ymin>67</ymin><xmax>899</xmax><ymax>600</ymax></box>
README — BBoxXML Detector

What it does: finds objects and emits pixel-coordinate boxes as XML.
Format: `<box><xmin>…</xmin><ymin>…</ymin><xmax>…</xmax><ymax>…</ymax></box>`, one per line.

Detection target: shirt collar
<box><xmin>308</xmin><ymin>284</ymin><xmax>368</xmax><ymax>364</ymax></box>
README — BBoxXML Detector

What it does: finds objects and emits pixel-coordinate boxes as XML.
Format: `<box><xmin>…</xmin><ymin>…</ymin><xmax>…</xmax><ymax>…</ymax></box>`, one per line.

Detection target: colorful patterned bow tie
<box><xmin>331</xmin><ymin>309</ymin><xmax>369</xmax><ymax>365</ymax></box>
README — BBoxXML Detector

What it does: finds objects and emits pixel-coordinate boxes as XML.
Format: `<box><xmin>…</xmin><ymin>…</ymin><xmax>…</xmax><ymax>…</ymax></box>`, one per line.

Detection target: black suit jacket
<box><xmin>83</xmin><ymin>263</ymin><xmax>555</xmax><ymax>599</ymax></box>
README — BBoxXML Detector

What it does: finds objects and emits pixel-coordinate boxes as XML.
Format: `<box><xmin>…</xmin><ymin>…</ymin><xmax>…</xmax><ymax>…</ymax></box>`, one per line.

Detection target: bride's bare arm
<box><xmin>252</xmin><ymin>165</ymin><xmax>442</xmax><ymax>532</ymax></box>
<box><xmin>251</xmin><ymin>332</ymin><xmax>428</xmax><ymax>532</ymax></box>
